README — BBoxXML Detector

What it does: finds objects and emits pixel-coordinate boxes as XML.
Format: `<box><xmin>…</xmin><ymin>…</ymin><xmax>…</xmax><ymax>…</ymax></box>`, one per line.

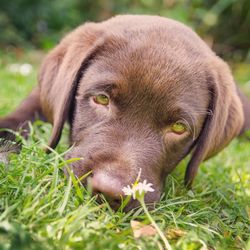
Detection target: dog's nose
<box><xmin>91</xmin><ymin>172</ymin><xmax>125</xmax><ymax>210</ymax></box>
<box><xmin>90</xmin><ymin>172</ymin><xmax>160</xmax><ymax>211</ymax></box>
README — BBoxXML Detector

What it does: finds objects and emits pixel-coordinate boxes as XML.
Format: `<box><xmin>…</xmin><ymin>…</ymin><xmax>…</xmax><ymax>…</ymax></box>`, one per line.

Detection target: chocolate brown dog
<box><xmin>1</xmin><ymin>15</ymin><xmax>250</xmax><ymax>210</ymax></box>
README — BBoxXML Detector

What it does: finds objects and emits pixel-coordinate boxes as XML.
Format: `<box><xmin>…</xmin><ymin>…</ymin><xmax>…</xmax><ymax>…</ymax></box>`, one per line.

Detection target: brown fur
<box><xmin>1</xmin><ymin>15</ymin><xmax>250</xmax><ymax>210</ymax></box>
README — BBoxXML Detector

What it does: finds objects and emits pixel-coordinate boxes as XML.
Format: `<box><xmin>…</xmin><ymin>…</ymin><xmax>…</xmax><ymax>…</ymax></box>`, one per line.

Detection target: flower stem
<box><xmin>139</xmin><ymin>197</ymin><xmax>172</xmax><ymax>250</ymax></box>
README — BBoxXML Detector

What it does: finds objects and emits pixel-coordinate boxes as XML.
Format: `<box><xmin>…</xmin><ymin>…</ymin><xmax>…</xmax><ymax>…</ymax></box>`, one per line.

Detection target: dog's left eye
<box><xmin>93</xmin><ymin>94</ymin><xmax>109</xmax><ymax>106</ymax></box>
<box><xmin>170</xmin><ymin>122</ymin><xmax>187</xmax><ymax>134</ymax></box>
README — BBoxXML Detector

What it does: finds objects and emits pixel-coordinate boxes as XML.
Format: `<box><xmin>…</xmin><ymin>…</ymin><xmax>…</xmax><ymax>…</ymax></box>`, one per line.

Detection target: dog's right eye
<box><xmin>93</xmin><ymin>94</ymin><xmax>109</xmax><ymax>106</ymax></box>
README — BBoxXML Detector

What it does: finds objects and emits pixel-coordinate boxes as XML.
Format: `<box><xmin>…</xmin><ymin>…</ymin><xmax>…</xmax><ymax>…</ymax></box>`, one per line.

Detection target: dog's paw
<box><xmin>0</xmin><ymin>138</ymin><xmax>21</xmax><ymax>164</ymax></box>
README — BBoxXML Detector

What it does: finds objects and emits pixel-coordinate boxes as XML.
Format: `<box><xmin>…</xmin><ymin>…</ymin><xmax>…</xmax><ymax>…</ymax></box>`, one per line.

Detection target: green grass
<box><xmin>0</xmin><ymin>50</ymin><xmax>250</xmax><ymax>250</ymax></box>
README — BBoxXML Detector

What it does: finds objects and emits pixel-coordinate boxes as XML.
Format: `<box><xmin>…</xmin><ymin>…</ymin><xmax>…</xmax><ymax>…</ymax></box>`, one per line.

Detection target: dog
<box><xmin>1</xmin><ymin>15</ymin><xmax>250</xmax><ymax>210</ymax></box>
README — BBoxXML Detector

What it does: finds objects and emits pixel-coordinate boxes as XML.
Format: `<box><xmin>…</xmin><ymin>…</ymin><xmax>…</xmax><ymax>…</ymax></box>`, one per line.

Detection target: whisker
<box><xmin>191</xmin><ymin>109</ymin><xmax>213</xmax><ymax>116</ymax></box>
<box><xmin>180</xmin><ymin>116</ymin><xmax>196</xmax><ymax>140</ymax></box>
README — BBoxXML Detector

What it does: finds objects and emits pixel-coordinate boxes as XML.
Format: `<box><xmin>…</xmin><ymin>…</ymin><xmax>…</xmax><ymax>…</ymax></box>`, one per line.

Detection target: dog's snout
<box><xmin>90</xmin><ymin>171</ymin><xmax>161</xmax><ymax>211</ymax></box>
<box><xmin>91</xmin><ymin>172</ymin><xmax>125</xmax><ymax>210</ymax></box>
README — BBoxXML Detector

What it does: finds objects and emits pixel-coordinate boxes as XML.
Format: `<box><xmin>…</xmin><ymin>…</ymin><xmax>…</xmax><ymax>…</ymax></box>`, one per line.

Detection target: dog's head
<box><xmin>39</xmin><ymin>15</ymin><xmax>244</xmax><ymax>210</ymax></box>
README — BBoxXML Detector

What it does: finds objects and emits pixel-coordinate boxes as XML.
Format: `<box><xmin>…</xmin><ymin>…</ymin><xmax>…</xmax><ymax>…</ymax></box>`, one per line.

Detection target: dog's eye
<box><xmin>170</xmin><ymin>122</ymin><xmax>187</xmax><ymax>134</ymax></box>
<box><xmin>93</xmin><ymin>94</ymin><xmax>109</xmax><ymax>106</ymax></box>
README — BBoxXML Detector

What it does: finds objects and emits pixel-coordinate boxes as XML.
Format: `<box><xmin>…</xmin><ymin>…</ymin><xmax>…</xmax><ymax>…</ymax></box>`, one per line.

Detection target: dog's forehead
<box><xmin>80</xmin><ymin>30</ymin><xmax>210</xmax><ymax>108</ymax></box>
<box><xmin>77</xmin><ymin>21</ymin><xmax>212</xmax><ymax>124</ymax></box>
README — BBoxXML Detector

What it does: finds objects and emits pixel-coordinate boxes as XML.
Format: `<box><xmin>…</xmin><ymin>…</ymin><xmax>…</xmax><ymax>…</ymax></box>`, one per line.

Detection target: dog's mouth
<box><xmin>92</xmin><ymin>190</ymin><xmax>125</xmax><ymax>211</ymax></box>
<box><xmin>63</xmin><ymin>158</ymin><xmax>161</xmax><ymax>211</ymax></box>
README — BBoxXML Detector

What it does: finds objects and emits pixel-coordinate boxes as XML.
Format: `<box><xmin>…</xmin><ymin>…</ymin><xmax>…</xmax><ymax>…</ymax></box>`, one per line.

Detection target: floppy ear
<box><xmin>38</xmin><ymin>24</ymin><xmax>104</xmax><ymax>151</ymax></box>
<box><xmin>185</xmin><ymin>58</ymin><xmax>244</xmax><ymax>187</ymax></box>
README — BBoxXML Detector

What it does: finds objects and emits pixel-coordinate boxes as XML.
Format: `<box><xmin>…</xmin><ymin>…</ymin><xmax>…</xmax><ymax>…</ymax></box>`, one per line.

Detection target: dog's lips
<box><xmin>63</xmin><ymin>154</ymin><xmax>93</xmax><ymax>179</ymax></box>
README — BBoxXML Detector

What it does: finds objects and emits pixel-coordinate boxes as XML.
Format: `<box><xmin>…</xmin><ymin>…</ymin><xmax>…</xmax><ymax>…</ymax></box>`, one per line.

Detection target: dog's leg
<box><xmin>0</xmin><ymin>87</ymin><xmax>45</xmax><ymax>139</ymax></box>
<box><xmin>237</xmin><ymin>87</ymin><xmax>250</xmax><ymax>135</ymax></box>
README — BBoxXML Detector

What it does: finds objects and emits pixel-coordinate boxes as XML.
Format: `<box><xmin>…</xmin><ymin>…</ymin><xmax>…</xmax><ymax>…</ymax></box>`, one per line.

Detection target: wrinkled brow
<box><xmin>163</xmin><ymin>109</ymin><xmax>194</xmax><ymax>126</ymax></box>
<box><xmin>82</xmin><ymin>82</ymin><xmax>117</xmax><ymax>96</ymax></box>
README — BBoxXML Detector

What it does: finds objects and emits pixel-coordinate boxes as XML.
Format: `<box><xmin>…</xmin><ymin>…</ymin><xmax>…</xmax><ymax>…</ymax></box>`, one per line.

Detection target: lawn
<box><xmin>0</xmin><ymin>50</ymin><xmax>249</xmax><ymax>250</ymax></box>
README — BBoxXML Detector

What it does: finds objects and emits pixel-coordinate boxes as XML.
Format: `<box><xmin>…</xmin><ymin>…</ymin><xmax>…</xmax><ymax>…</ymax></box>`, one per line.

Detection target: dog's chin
<box><xmin>92</xmin><ymin>188</ymin><xmax>161</xmax><ymax>212</ymax></box>
<box><xmin>123</xmin><ymin>190</ymin><xmax>161</xmax><ymax>212</ymax></box>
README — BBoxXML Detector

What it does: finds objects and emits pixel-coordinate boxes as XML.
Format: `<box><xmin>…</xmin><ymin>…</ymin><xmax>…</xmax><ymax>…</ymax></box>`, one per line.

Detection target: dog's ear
<box><xmin>38</xmin><ymin>24</ymin><xmax>104</xmax><ymax>151</ymax></box>
<box><xmin>185</xmin><ymin>58</ymin><xmax>244</xmax><ymax>187</ymax></box>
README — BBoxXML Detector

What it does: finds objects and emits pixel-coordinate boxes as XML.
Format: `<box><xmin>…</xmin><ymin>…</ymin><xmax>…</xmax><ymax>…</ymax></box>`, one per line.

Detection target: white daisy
<box><xmin>136</xmin><ymin>180</ymin><xmax>154</xmax><ymax>195</ymax></box>
<box><xmin>122</xmin><ymin>185</ymin><xmax>135</xmax><ymax>197</ymax></box>
<box><xmin>122</xmin><ymin>180</ymin><xmax>154</xmax><ymax>199</ymax></box>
